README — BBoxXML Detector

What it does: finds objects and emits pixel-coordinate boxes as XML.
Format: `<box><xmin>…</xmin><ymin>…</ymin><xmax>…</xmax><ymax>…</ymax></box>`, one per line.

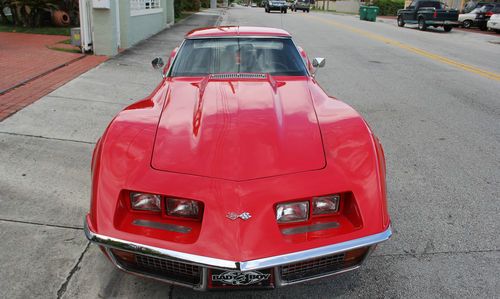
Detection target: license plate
<box><xmin>209</xmin><ymin>268</ymin><xmax>274</xmax><ymax>289</ymax></box>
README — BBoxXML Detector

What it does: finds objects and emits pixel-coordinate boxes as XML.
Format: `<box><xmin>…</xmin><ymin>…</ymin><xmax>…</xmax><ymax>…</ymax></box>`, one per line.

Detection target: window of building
<box><xmin>130</xmin><ymin>0</ymin><xmax>163</xmax><ymax>16</ymax></box>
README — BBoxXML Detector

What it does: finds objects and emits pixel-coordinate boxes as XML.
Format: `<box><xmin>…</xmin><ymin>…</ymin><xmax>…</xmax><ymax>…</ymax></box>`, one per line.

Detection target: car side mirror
<box><xmin>151</xmin><ymin>57</ymin><xmax>165</xmax><ymax>70</ymax></box>
<box><xmin>312</xmin><ymin>57</ymin><xmax>326</xmax><ymax>68</ymax></box>
<box><xmin>312</xmin><ymin>57</ymin><xmax>326</xmax><ymax>77</ymax></box>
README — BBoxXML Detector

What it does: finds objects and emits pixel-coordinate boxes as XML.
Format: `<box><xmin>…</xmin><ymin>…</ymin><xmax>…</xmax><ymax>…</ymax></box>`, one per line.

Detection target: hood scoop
<box><xmin>151</xmin><ymin>79</ymin><xmax>326</xmax><ymax>181</ymax></box>
<box><xmin>210</xmin><ymin>73</ymin><xmax>267</xmax><ymax>80</ymax></box>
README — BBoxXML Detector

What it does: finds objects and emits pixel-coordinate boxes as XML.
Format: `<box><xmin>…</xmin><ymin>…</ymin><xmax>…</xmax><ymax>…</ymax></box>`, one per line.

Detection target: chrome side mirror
<box><xmin>151</xmin><ymin>57</ymin><xmax>165</xmax><ymax>70</ymax></box>
<box><xmin>312</xmin><ymin>57</ymin><xmax>326</xmax><ymax>68</ymax></box>
<box><xmin>311</xmin><ymin>57</ymin><xmax>326</xmax><ymax>77</ymax></box>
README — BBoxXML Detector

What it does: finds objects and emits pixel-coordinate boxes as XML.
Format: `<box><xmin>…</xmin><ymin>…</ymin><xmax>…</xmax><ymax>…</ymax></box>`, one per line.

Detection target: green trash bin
<box><xmin>366</xmin><ymin>6</ymin><xmax>379</xmax><ymax>22</ymax></box>
<box><xmin>359</xmin><ymin>5</ymin><xmax>368</xmax><ymax>21</ymax></box>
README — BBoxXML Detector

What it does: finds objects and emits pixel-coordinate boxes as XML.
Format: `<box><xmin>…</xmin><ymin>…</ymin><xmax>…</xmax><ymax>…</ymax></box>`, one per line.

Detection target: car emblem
<box><xmin>226</xmin><ymin>212</ymin><xmax>252</xmax><ymax>221</ymax></box>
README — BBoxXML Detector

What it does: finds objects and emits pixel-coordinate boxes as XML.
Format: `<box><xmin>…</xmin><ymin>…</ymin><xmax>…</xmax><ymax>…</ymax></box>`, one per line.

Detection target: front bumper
<box><xmin>426</xmin><ymin>20</ymin><xmax>460</xmax><ymax>26</ymax></box>
<box><xmin>268</xmin><ymin>4</ymin><xmax>286</xmax><ymax>9</ymax></box>
<box><xmin>84</xmin><ymin>219</ymin><xmax>392</xmax><ymax>290</ymax></box>
<box><xmin>487</xmin><ymin>20</ymin><xmax>500</xmax><ymax>30</ymax></box>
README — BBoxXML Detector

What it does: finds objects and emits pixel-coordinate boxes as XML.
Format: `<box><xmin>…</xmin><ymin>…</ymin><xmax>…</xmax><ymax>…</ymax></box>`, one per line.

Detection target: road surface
<box><xmin>0</xmin><ymin>6</ymin><xmax>498</xmax><ymax>299</ymax></box>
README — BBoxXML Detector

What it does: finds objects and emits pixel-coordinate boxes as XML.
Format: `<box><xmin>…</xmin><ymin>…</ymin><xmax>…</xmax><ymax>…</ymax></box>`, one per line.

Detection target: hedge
<box><xmin>372</xmin><ymin>0</ymin><xmax>405</xmax><ymax>16</ymax></box>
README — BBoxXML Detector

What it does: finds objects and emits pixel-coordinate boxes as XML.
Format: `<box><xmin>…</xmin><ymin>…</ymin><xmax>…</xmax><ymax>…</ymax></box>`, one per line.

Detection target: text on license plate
<box><xmin>209</xmin><ymin>269</ymin><xmax>274</xmax><ymax>288</ymax></box>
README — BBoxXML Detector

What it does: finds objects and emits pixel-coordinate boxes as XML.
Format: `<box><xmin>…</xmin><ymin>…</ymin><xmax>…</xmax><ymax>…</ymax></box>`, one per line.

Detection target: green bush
<box><xmin>372</xmin><ymin>0</ymin><xmax>404</xmax><ymax>16</ymax></box>
<box><xmin>174</xmin><ymin>0</ymin><xmax>201</xmax><ymax>18</ymax></box>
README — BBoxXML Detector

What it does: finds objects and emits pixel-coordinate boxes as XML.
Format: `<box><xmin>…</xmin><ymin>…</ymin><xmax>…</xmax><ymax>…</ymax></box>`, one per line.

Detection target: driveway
<box><xmin>0</xmin><ymin>32</ymin><xmax>106</xmax><ymax>120</ymax></box>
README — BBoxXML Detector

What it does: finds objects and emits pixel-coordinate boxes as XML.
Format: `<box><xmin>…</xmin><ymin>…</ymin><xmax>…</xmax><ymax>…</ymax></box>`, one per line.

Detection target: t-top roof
<box><xmin>186</xmin><ymin>26</ymin><xmax>292</xmax><ymax>38</ymax></box>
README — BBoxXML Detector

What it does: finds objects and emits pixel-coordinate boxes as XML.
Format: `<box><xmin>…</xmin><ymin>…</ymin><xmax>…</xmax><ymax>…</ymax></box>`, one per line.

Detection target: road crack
<box><xmin>372</xmin><ymin>248</ymin><xmax>499</xmax><ymax>258</ymax></box>
<box><xmin>0</xmin><ymin>131</ymin><xmax>95</xmax><ymax>145</ymax></box>
<box><xmin>0</xmin><ymin>218</ymin><xmax>82</xmax><ymax>230</ymax></box>
<box><xmin>57</xmin><ymin>242</ymin><xmax>90</xmax><ymax>299</ymax></box>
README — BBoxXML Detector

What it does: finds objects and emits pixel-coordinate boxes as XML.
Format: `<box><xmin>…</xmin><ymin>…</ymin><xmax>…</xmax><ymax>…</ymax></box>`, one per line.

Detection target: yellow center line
<box><xmin>302</xmin><ymin>14</ymin><xmax>500</xmax><ymax>81</ymax></box>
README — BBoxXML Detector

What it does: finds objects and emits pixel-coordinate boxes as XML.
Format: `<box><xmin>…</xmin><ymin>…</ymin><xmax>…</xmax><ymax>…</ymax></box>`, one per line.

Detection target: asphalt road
<box><xmin>0</xmin><ymin>6</ymin><xmax>499</xmax><ymax>299</ymax></box>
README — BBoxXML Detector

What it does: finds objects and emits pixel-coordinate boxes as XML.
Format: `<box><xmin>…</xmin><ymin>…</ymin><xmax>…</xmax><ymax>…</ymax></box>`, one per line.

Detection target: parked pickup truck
<box><xmin>397</xmin><ymin>0</ymin><xmax>459</xmax><ymax>32</ymax></box>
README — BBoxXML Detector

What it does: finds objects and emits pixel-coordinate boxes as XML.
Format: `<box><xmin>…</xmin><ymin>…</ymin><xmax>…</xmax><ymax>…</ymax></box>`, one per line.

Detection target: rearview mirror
<box><xmin>151</xmin><ymin>57</ymin><xmax>165</xmax><ymax>70</ymax></box>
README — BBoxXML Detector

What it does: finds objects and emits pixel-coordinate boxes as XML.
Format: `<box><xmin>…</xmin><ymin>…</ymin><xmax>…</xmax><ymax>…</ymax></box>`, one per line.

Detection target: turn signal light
<box><xmin>110</xmin><ymin>248</ymin><xmax>136</xmax><ymax>264</ymax></box>
<box><xmin>344</xmin><ymin>247</ymin><xmax>369</xmax><ymax>262</ymax></box>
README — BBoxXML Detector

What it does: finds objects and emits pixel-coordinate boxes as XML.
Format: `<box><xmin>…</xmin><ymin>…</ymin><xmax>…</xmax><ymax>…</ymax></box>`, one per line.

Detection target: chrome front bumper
<box><xmin>426</xmin><ymin>20</ymin><xmax>460</xmax><ymax>25</ymax></box>
<box><xmin>84</xmin><ymin>219</ymin><xmax>392</xmax><ymax>290</ymax></box>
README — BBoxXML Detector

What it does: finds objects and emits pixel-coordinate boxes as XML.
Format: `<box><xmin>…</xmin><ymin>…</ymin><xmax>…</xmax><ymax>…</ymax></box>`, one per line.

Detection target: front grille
<box><xmin>113</xmin><ymin>251</ymin><xmax>201</xmax><ymax>285</ymax></box>
<box><xmin>280</xmin><ymin>253</ymin><xmax>346</xmax><ymax>282</ymax></box>
<box><xmin>210</xmin><ymin>73</ymin><xmax>267</xmax><ymax>79</ymax></box>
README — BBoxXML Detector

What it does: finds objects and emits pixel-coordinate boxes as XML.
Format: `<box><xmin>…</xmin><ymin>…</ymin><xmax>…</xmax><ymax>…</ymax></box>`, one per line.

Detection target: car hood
<box><xmin>151</xmin><ymin>77</ymin><xmax>326</xmax><ymax>181</ymax></box>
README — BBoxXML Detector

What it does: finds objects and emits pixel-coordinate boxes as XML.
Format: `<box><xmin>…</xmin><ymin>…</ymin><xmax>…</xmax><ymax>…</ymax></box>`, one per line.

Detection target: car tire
<box><xmin>397</xmin><ymin>15</ymin><xmax>405</xmax><ymax>27</ymax></box>
<box><xmin>495</xmin><ymin>29</ymin><xmax>500</xmax><ymax>34</ymax></box>
<box><xmin>418</xmin><ymin>17</ymin><xmax>427</xmax><ymax>31</ymax></box>
<box><xmin>307</xmin><ymin>9</ymin><xmax>310</xmax><ymax>13</ymax></box>
<box><xmin>462</xmin><ymin>20</ymin><xmax>472</xmax><ymax>28</ymax></box>
<box><xmin>284</xmin><ymin>9</ymin><xmax>287</xmax><ymax>13</ymax></box>
<box><xmin>443</xmin><ymin>25</ymin><xmax>452</xmax><ymax>32</ymax></box>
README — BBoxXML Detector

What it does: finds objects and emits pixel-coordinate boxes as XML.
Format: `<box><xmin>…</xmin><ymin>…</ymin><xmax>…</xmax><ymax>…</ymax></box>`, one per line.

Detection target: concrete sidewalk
<box><xmin>0</xmin><ymin>9</ymin><xmax>222</xmax><ymax>298</ymax></box>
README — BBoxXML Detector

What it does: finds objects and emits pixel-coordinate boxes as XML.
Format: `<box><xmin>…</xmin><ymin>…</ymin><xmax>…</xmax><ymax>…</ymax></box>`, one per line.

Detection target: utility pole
<box><xmin>211</xmin><ymin>0</ymin><xmax>217</xmax><ymax>9</ymax></box>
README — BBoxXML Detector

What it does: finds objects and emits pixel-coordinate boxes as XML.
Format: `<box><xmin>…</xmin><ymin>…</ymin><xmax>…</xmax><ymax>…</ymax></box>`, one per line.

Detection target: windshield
<box><xmin>170</xmin><ymin>38</ymin><xmax>308</xmax><ymax>77</ymax></box>
<box><xmin>479</xmin><ymin>5</ymin><xmax>494</xmax><ymax>12</ymax></box>
<box><xmin>420</xmin><ymin>1</ymin><xmax>443</xmax><ymax>9</ymax></box>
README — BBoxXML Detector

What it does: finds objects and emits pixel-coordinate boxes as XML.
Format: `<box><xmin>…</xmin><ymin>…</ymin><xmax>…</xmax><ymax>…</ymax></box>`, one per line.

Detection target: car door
<box><xmin>403</xmin><ymin>0</ymin><xmax>418</xmax><ymax>22</ymax></box>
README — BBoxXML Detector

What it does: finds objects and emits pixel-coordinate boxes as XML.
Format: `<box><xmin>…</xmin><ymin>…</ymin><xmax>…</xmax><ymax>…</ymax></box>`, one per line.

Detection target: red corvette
<box><xmin>85</xmin><ymin>26</ymin><xmax>391</xmax><ymax>290</ymax></box>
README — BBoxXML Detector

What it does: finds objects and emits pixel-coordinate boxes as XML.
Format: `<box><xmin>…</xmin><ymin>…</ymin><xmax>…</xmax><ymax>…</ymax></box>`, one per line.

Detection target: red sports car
<box><xmin>85</xmin><ymin>26</ymin><xmax>391</xmax><ymax>290</ymax></box>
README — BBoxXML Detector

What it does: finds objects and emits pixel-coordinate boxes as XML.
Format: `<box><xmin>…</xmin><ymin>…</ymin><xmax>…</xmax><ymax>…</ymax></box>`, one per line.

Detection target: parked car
<box><xmin>397</xmin><ymin>0</ymin><xmax>459</xmax><ymax>31</ymax></box>
<box><xmin>459</xmin><ymin>7</ymin><xmax>483</xmax><ymax>28</ymax></box>
<box><xmin>476</xmin><ymin>3</ymin><xmax>500</xmax><ymax>30</ymax></box>
<box><xmin>84</xmin><ymin>26</ymin><xmax>392</xmax><ymax>291</ymax></box>
<box><xmin>264</xmin><ymin>0</ymin><xmax>288</xmax><ymax>13</ymax></box>
<box><xmin>292</xmin><ymin>0</ymin><xmax>311</xmax><ymax>12</ymax></box>
<box><xmin>487</xmin><ymin>13</ymin><xmax>500</xmax><ymax>32</ymax></box>
<box><xmin>463</xmin><ymin>1</ymin><xmax>492</xmax><ymax>13</ymax></box>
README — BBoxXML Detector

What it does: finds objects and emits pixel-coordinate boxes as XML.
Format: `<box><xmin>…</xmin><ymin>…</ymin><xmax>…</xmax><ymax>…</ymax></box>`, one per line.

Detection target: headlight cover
<box><xmin>276</xmin><ymin>201</ymin><xmax>309</xmax><ymax>223</ymax></box>
<box><xmin>312</xmin><ymin>195</ymin><xmax>340</xmax><ymax>215</ymax></box>
<box><xmin>130</xmin><ymin>192</ymin><xmax>161</xmax><ymax>212</ymax></box>
<box><xmin>166</xmin><ymin>198</ymin><xmax>201</xmax><ymax>219</ymax></box>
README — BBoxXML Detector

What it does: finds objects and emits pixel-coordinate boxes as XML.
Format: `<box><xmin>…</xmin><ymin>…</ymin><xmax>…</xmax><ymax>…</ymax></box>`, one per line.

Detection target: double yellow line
<box><xmin>303</xmin><ymin>14</ymin><xmax>500</xmax><ymax>81</ymax></box>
